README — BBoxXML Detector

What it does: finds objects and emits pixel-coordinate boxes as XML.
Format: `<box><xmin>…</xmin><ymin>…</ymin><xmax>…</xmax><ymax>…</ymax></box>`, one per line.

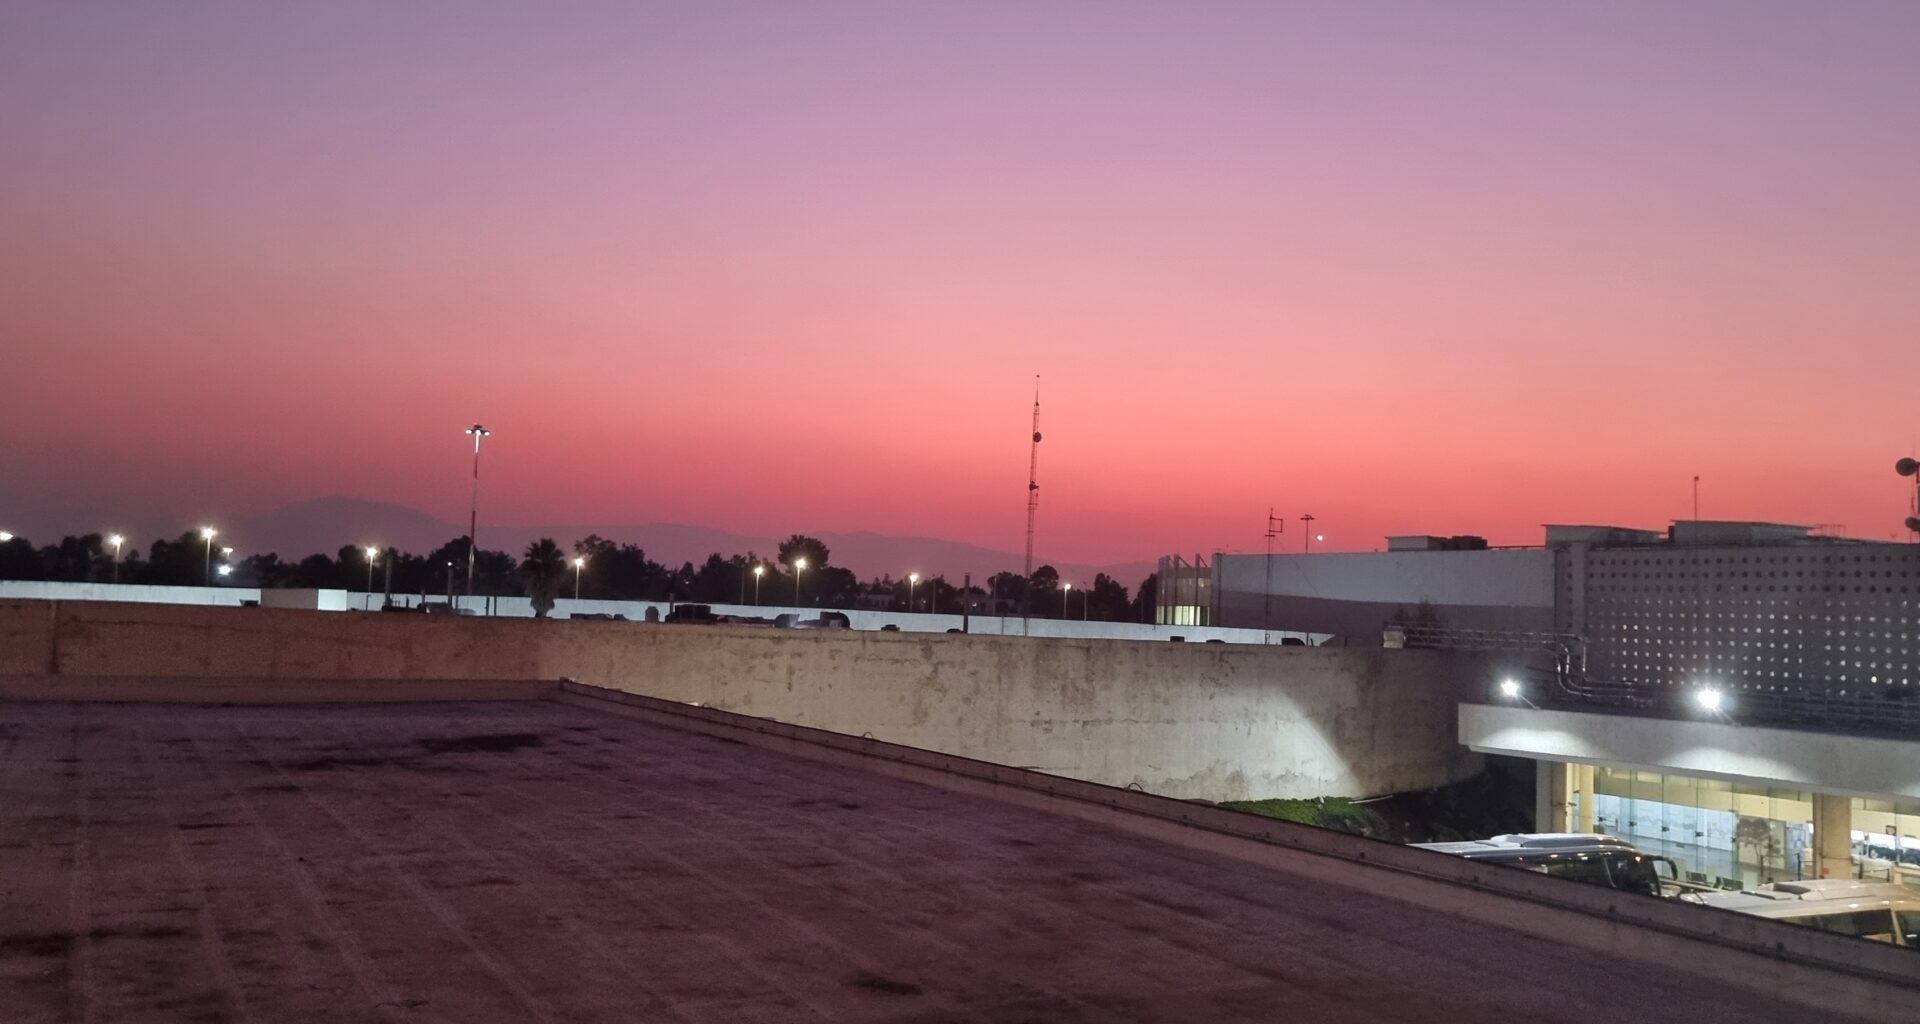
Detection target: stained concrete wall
<box><xmin>0</xmin><ymin>599</ymin><xmax>1485</xmax><ymax>801</ymax></box>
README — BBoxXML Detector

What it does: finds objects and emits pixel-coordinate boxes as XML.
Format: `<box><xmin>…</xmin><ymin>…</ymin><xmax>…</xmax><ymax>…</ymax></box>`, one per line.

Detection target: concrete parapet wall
<box><xmin>0</xmin><ymin>599</ymin><xmax>1484</xmax><ymax>800</ymax></box>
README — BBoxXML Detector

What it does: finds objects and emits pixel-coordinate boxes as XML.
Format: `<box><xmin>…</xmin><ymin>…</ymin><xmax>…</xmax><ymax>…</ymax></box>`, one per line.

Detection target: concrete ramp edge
<box><xmin>560</xmin><ymin>681</ymin><xmax>1920</xmax><ymax>1022</ymax></box>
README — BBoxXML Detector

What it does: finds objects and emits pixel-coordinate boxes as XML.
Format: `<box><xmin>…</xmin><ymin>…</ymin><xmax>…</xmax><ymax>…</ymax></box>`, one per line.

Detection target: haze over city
<box><xmin>5</xmin><ymin>2</ymin><xmax>1918</xmax><ymax>563</ymax></box>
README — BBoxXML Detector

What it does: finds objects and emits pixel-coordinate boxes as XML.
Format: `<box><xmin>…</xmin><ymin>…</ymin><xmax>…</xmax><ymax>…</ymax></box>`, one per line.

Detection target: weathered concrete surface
<box><xmin>0</xmin><ymin>700</ymin><xmax>1886</xmax><ymax>1024</ymax></box>
<box><xmin>0</xmin><ymin>600</ymin><xmax>1486</xmax><ymax>800</ymax></box>
<box><xmin>0</xmin><ymin>676</ymin><xmax>555</xmax><ymax>703</ymax></box>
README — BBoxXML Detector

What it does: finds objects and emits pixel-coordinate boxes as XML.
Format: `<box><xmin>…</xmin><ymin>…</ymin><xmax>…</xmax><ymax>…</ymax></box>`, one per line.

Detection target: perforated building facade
<box><xmin>1572</xmin><ymin>541</ymin><xmax>1920</xmax><ymax>695</ymax></box>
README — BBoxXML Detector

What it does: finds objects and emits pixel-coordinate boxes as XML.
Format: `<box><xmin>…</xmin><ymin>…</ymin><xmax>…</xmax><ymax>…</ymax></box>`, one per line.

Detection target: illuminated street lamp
<box><xmin>0</xmin><ymin>531</ymin><xmax>12</xmax><ymax>542</ymax></box>
<box><xmin>108</xmin><ymin>534</ymin><xmax>124</xmax><ymax>583</ymax></box>
<box><xmin>793</xmin><ymin>557</ymin><xmax>807</xmax><ymax>605</ymax></box>
<box><xmin>200</xmin><ymin>527</ymin><xmax>217</xmax><ymax>583</ymax></box>
<box><xmin>1062</xmin><ymin>581</ymin><xmax>1071</xmax><ymax>618</ymax></box>
<box><xmin>463</xmin><ymin>423</ymin><xmax>491</xmax><ymax>598</ymax></box>
<box><xmin>753</xmin><ymin>563</ymin><xmax>765</xmax><ymax>605</ymax></box>
<box><xmin>907</xmin><ymin>571</ymin><xmax>919</xmax><ymax>612</ymax></box>
<box><xmin>572</xmin><ymin>556</ymin><xmax>586</xmax><ymax>601</ymax></box>
<box><xmin>217</xmin><ymin>564</ymin><xmax>233</xmax><ymax>579</ymax></box>
<box><xmin>365</xmin><ymin>546</ymin><xmax>379</xmax><ymax>592</ymax></box>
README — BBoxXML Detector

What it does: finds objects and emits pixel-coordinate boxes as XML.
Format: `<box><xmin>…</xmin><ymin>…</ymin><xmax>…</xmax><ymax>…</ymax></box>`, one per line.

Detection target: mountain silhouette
<box><xmin>232</xmin><ymin>496</ymin><xmax>1154</xmax><ymax>586</ymax></box>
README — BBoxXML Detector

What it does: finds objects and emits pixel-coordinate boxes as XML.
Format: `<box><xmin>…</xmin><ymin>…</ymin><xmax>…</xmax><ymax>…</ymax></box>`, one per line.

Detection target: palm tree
<box><xmin>520</xmin><ymin>538</ymin><xmax>566</xmax><ymax>618</ymax></box>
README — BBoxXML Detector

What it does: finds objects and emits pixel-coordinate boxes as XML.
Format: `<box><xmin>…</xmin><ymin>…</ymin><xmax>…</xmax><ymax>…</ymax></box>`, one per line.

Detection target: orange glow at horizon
<box><xmin>3</xmin><ymin>4</ymin><xmax>1919</xmax><ymax>563</ymax></box>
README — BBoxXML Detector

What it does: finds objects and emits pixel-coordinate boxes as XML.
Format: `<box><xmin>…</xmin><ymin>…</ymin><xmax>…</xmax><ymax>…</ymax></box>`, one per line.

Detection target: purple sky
<box><xmin>3</xmin><ymin>2</ymin><xmax>1918</xmax><ymax>562</ymax></box>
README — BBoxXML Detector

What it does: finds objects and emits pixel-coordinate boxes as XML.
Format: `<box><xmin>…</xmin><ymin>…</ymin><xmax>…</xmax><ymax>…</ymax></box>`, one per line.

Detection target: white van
<box><xmin>1682</xmin><ymin>880</ymin><xmax>1920</xmax><ymax>947</ymax></box>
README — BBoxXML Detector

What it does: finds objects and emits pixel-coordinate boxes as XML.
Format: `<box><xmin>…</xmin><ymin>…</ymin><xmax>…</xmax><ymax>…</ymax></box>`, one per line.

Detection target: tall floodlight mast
<box><xmin>464</xmin><ymin>424</ymin><xmax>491</xmax><ymax>600</ymax></box>
<box><xmin>1022</xmin><ymin>377</ymin><xmax>1042</xmax><ymax>633</ymax></box>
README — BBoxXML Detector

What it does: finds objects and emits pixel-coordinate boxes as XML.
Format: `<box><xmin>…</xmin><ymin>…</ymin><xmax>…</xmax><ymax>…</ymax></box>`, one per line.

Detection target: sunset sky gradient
<box><xmin>4</xmin><ymin>2</ymin><xmax>1918</xmax><ymax>564</ymax></box>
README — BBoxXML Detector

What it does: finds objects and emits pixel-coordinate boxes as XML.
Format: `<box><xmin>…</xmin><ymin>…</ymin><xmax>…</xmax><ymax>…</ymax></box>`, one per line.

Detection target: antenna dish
<box><xmin>1898</xmin><ymin>457</ymin><xmax>1920</xmax><ymax>477</ymax></box>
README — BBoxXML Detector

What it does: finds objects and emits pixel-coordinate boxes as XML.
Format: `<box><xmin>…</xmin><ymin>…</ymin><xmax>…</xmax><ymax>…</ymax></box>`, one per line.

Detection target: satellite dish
<box><xmin>1899</xmin><ymin>457</ymin><xmax>1920</xmax><ymax>477</ymax></box>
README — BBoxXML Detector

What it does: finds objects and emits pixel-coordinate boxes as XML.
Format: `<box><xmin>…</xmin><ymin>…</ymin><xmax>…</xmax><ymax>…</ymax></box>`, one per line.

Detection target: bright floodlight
<box><xmin>1316</xmin><ymin>534</ymin><xmax>1325</xmax><ymax>542</ymax></box>
<box><xmin>0</xmin><ymin>532</ymin><xmax>11</xmax><ymax>542</ymax></box>
<box><xmin>753</xmin><ymin>564</ymin><xmax>765</xmax><ymax>577</ymax></box>
<box><xmin>366</xmin><ymin>546</ymin><xmax>379</xmax><ymax>560</ymax></box>
<box><xmin>108</xmin><ymin>534</ymin><xmax>124</xmax><ymax>548</ymax></box>
<box><xmin>795</xmin><ymin>557</ymin><xmax>808</xmax><ymax>570</ymax></box>
<box><xmin>216</xmin><ymin>564</ymin><xmax>233</xmax><ymax>577</ymax></box>
<box><xmin>908</xmin><ymin>572</ymin><xmax>919</xmax><ymax>583</ymax></box>
<box><xmin>221</xmin><ymin>547</ymin><xmax>234</xmax><ymax>557</ymax></box>
<box><xmin>1499</xmin><ymin>678</ymin><xmax>1521</xmax><ymax>699</ymax></box>
<box><xmin>1696</xmin><ymin>688</ymin><xmax>1724</xmax><ymax>712</ymax></box>
<box><xmin>573</xmin><ymin>556</ymin><xmax>585</xmax><ymax>569</ymax></box>
<box><xmin>200</xmin><ymin>526</ymin><xmax>217</xmax><ymax>540</ymax></box>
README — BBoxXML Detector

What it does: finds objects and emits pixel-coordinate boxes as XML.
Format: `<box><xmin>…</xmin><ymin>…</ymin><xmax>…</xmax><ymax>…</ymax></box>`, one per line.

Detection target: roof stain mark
<box><xmin>849</xmin><ymin>972</ymin><xmax>923</xmax><ymax>996</ymax></box>
<box><xmin>417</xmin><ymin>733</ymin><xmax>544</xmax><ymax>754</ymax></box>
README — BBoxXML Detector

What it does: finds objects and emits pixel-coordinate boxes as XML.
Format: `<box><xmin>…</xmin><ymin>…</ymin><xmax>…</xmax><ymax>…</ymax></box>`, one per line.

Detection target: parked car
<box><xmin>774</xmin><ymin>611</ymin><xmax>852</xmax><ymax>629</ymax></box>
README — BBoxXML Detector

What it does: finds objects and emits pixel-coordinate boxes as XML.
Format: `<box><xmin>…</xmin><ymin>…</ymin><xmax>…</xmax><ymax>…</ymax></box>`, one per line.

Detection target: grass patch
<box><xmin>1220</xmin><ymin>797</ymin><xmax>1371</xmax><ymax>831</ymax></box>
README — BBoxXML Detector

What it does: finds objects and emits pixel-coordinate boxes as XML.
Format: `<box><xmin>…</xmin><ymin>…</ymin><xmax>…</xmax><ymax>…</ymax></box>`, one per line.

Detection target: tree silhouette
<box><xmin>519</xmin><ymin>538</ymin><xmax>566</xmax><ymax>618</ymax></box>
<box><xmin>778</xmin><ymin>534</ymin><xmax>831</xmax><ymax>570</ymax></box>
<box><xmin>1087</xmin><ymin>573</ymin><xmax>1129</xmax><ymax>621</ymax></box>
<box><xmin>1130</xmin><ymin>572</ymin><xmax>1158</xmax><ymax>623</ymax></box>
<box><xmin>0</xmin><ymin>520</ymin><xmax>1138</xmax><ymax>619</ymax></box>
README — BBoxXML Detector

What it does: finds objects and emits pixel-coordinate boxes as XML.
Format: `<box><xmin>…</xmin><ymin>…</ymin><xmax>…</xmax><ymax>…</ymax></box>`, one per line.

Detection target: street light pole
<box><xmin>200</xmin><ymin>527</ymin><xmax>217</xmax><ymax>584</ymax></box>
<box><xmin>907</xmin><ymin>572</ymin><xmax>919</xmax><ymax>613</ymax></box>
<box><xmin>365</xmin><ymin>546</ymin><xmax>378</xmax><ymax>594</ymax></box>
<box><xmin>1062</xmin><ymin>581</ymin><xmax>1071</xmax><ymax>619</ymax></box>
<box><xmin>573</xmin><ymin>556</ymin><xmax>585</xmax><ymax>601</ymax></box>
<box><xmin>463</xmin><ymin>424</ymin><xmax>491</xmax><ymax>602</ymax></box>
<box><xmin>794</xmin><ymin>557</ymin><xmax>807</xmax><ymax>605</ymax></box>
<box><xmin>753</xmin><ymin>564</ymin><xmax>764</xmax><ymax>605</ymax></box>
<box><xmin>108</xmin><ymin>534</ymin><xmax>124</xmax><ymax>584</ymax></box>
<box><xmin>1300</xmin><ymin>514</ymin><xmax>1315</xmax><ymax>554</ymax></box>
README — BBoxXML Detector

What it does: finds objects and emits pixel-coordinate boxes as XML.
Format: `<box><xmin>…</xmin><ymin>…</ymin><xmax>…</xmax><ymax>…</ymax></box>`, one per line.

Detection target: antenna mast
<box><xmin>1023</xmin><ymin>377</ymin><xmax>1042</xmax><ymax>631</ymax></box>
<box><xmin>1264</xmin><ymin>508</ymin><xmax>1284</xmax><ymax>645</ymax></box>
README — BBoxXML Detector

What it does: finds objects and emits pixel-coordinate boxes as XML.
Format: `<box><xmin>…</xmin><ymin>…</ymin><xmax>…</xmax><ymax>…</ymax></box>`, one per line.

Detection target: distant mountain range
<box><xmin>230</xmin><ymin>496</ymin><xmax>1155</xmax><ymax>586</ymax></box>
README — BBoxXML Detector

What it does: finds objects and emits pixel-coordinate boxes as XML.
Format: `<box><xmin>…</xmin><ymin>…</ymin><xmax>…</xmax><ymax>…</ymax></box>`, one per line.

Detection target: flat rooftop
<box><xmin>0</xmin><ymin>699</ymin><xmax>1871</xmax><ymax>1023</ymax></box>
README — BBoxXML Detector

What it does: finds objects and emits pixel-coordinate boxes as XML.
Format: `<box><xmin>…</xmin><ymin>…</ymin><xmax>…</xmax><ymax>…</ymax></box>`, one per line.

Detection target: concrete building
<box><xmin>1206</xmin><ymin>520</ymin><xmax>1920</xmax><ymax>889</ymax></box>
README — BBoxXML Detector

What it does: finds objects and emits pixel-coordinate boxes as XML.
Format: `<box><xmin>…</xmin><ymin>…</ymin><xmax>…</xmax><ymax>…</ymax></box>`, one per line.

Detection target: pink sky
<box><xmin>3</xmin><ymin>2</ymin><xmax>1918</xmax><ymax>562</ymax></box>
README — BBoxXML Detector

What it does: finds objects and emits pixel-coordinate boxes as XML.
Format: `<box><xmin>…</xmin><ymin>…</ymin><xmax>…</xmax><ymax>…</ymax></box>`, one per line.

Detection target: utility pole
<box><xmin>1300</xmin><ymin>514</ymin><xmax>1315</xmax><ymax>553</ymax></box>
<box><xmin>1264</xmin><ymin>509</ymin><xmax>1284</xmax><ymax>644</ymax></box>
